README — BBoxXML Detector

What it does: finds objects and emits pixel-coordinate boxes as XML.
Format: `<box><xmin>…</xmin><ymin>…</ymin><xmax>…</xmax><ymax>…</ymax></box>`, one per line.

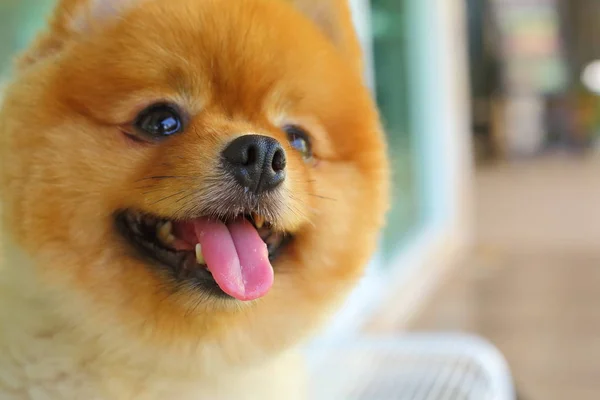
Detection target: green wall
<box><xmin>0</xmin><ymin>0</ymin><xmax>55</xmax><ymax>74</ymax></box>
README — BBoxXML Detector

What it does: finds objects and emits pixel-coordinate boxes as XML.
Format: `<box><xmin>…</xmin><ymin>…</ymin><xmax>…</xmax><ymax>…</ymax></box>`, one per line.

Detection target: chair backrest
<box><xmin>306</xmin><ymin>333</ymin><xmax>516</xmax><ymax>400</ymax></box>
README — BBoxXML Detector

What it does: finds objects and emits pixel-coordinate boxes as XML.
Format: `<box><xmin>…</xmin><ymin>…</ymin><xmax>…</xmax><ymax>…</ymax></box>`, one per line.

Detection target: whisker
<box><xmin>136</xmin><ymin>185</ymin><xmax>162</xmax><ymax>191</ymax></box>
<box><xmin>151</xmin><ymin>190</ymin><xmax>189</xmax><ymax>205</ymax></box>
<box><xmin>135</xmin><ymin>175</ymin><xmax>194</xmax><ymax>183</ymax></box>
<box><xmin>308</xmin><ymin>193</ymin><xmax>337</xmax><ymax>202</ymax></box>
<box><xmin>173</xmin><ymin>201</ymin><xmax>195</xmax><ymax>218</ymax></box>
<box><xmin>175</xmin><ymin>191</ymin><xmax>198</xmax><ymax>205</ymax></box>
<box><xmin>140</xmin><ymin>187</ymin><xmax>168</xmax><ymax>195</ymax></box>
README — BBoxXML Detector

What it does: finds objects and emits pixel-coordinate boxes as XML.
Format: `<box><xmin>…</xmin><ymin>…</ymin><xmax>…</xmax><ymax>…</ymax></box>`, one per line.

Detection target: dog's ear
<box><xmin>17</xmin><ymin>0</ymin><xmax>138</xmax><ymax>68</ymax></box>
<box><xmin>61</xmin><ymin>0</ymin><xmax>139</xmax><ymax>33</ymax></box>
<box><xmin>287</xmin><ymin>0</ymin><xmax>364</xmax><ymax>75</ymax></box>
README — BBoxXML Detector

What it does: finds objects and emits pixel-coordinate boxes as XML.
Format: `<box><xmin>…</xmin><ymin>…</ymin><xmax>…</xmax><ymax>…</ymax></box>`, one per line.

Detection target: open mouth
<box><xmin>115</xmin><ymin>211</ymin><xmax>291</xmax><ymax>301</ymax></box>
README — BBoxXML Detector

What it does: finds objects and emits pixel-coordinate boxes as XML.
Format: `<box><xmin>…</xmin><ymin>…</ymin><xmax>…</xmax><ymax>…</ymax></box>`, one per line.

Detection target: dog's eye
<box><xmin>283</xmin><ymin>125</ymin><xmax>312</xmax><ymax>159</ymax></box>
<box><xmin>134</xmin><ymin>104</ymin><xmax>183</xmax><ymax>139</ymax></box>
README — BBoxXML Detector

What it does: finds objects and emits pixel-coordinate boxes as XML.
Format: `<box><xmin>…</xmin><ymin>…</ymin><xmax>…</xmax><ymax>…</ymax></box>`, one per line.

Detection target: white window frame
<box><xmin>316</xmin><ymin>0</ymin><xmax>474</xmax><ymax>341</ymax></box>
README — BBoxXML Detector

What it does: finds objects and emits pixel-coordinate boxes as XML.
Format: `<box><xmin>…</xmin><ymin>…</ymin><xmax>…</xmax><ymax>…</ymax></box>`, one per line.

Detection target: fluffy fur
<box><xmin>0</xmin><ymin>0</ymin><xmax>389</xmax><ymax>398</ymax></box>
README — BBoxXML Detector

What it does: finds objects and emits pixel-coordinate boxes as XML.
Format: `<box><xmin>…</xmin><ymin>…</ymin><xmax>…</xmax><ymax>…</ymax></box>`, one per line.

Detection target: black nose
<box><xmin>222</xmin><ymin>135</ymin><xmax>287</xmax><ymax>194</ymax></box>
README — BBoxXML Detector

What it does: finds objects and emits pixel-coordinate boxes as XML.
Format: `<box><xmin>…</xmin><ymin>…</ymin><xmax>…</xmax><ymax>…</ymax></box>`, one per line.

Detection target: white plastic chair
<box><xmin>307</xmin><ymin>333</ymin><xmax>516</xmax><ymax>400</ymax></box>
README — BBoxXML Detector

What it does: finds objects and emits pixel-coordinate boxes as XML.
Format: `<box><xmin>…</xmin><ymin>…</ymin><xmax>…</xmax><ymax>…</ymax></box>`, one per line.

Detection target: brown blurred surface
<box><xmin>407</xmin><ymin>154</ymin><xmax>600</xmax><ymax>400</ymax></box>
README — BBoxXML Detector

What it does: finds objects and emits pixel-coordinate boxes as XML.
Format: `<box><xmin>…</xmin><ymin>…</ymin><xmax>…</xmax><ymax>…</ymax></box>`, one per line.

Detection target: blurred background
<box><xmin>2</xmin><ymin>0</ymin><xmax>600</xmax><ymax>399</ymax></box>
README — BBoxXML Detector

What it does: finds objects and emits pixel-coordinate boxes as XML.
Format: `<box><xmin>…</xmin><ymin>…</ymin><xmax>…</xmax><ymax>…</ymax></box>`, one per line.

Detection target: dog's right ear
<box><xmin>17</xmin><ymin>0</ymin><xmax>138</xmax><ymax>68</ymax></box>
<box><xmin>287</xmin><ymin>0</ymin><xmax>364</xmax><ymax>76</ymax></box>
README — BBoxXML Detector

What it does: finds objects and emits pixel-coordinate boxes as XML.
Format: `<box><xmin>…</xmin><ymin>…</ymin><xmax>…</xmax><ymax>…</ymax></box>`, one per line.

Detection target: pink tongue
<box><xmin>192</xmin><ymin>218</ymin><xmax>273</xmax><ymax>301</ymax></box>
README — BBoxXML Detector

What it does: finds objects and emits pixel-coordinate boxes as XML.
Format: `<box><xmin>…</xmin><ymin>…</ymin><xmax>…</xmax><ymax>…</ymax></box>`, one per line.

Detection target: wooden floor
<box><xmin>407</xmin><ymin>154</ymin><xmax>600</xmax><ymax>400</ymax></box>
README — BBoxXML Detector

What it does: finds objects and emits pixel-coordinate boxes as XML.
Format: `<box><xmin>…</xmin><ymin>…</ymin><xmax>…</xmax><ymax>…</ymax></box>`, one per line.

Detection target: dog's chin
<box><xmin>115</xmin><ymin>209</ymin><xmax>293</xmax><ymax>299</ymax></box>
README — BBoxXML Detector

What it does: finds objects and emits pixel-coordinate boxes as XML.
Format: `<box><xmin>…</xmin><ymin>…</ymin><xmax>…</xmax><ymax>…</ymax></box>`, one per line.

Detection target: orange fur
<box><xmin>0</xmin><ymin>0</ymin><xmax>389</xmax><ymax>398</ymax></box>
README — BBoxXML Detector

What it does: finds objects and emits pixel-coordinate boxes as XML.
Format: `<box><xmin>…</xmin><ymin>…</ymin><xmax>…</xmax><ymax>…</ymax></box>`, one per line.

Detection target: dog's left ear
<box><xmin>67</xmin><ymin>0</ymin><xmax>139</xmax><ymax>33</ymax></box>
<box><xmin>18</xmin><ymin>0</ymin><xmax>137</xmax><ymax>68</ymax></box>
<box><xmin>287</xmin><ymin>0</ymin><xmax>364</xmax><ymax>75</ymax></box>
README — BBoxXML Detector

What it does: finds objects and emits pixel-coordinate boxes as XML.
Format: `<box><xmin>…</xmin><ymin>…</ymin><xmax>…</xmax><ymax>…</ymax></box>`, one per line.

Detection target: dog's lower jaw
<box><xmin>0</xmin><ymin>245</ymin><xmax>307</xmax><ymax>400</ymax></box>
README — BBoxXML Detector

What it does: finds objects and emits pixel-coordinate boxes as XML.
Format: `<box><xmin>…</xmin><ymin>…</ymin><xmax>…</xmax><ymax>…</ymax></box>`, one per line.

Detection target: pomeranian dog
<box><xmin>0</xmin><ymin>0</ymin><xmax>389</xmax><ymax>398</ymax></box>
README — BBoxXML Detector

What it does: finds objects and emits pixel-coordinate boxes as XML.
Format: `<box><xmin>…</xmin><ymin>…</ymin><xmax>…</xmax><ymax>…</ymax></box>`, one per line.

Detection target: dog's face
<box><xmin>0</xmin><ymin>0</ymin><xmax>388</xmax><ymax>369</ymax></box>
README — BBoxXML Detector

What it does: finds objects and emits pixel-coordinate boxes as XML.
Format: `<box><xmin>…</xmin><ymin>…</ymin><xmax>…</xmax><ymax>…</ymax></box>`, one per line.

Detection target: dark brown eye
<box><xmin>134</xmin><ymin>104</ymin><xmax>183</xmax><ymax>139</ymax></box>
<box><xmin>283</xmin><ymin>125</ymin><xmax>312</xmax><ymax>160</ymax></box>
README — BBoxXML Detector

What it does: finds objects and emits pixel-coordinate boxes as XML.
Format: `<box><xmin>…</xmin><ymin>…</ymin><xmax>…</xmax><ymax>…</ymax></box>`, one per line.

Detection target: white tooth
<box><xmin>253</xmin><ymin>214</ymin><xmax>265</xmax><ymax>229</ymax></box>
<box><xmin>195</xmin><ymin>244</ymin><xmax>205</xmax><ymax>265</ymax></box>
<box><xmin>157</xmin><ymin>221</ymin><xmax>174</xmax><ymax>245</ymax></box>
<box><xmin>159</xmin><ymin>220</ymin><xmax>172</xmax><ymax>234</ymax></box>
